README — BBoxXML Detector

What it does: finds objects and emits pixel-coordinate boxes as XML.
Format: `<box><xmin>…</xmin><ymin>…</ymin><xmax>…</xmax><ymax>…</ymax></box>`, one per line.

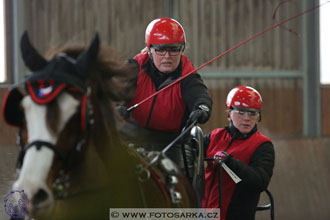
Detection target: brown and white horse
<box><xmin>2</xmin><ymin>32</ymin><xmax>197</xmax><ymax>220</ymax></box>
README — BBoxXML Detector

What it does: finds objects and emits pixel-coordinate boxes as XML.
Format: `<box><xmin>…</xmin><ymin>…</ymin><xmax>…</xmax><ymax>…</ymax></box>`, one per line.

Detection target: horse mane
<box><xmin>45</xmin><ymin>44</ymin><xmax>138</xmax><ymax>101</ymax></box>
<box><xmin>45</xmin><ymin>44</ymin><xmax>138</xmax><ymax>161</ymax></box>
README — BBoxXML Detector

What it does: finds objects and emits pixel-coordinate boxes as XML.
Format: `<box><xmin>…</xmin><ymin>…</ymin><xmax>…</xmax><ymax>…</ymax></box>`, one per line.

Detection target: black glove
<box><xmin>117</xmin><ymin>105</ymin><xmax>130</xmax><ymax>119</ymax></box>
<box><xmin>186</xmin><ymin>105</ymin><xmax>210</xmax><ymax>127</ymax></box>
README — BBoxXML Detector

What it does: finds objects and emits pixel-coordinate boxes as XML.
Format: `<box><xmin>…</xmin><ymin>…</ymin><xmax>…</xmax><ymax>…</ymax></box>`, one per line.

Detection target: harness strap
<box><xmin>17</xmin><ymin>140</ymin><xmax>65</xmax><ymax>169</ymax></box>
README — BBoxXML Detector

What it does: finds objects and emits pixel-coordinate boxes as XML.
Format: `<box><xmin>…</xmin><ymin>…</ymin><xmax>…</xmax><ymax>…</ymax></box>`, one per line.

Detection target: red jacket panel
<box><xmin>202</xmin><ymin>128</ymin><xmax>271</xmax><ymax>219</ymax></box>
<box><xmin>129</xmin><ymin>52</ymin><xmax>195</xmax><ymax>133</ymax></box>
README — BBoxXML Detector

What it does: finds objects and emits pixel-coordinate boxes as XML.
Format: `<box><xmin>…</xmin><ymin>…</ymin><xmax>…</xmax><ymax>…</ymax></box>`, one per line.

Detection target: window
<box><xmin>320</xmin><ymin>2</ymin><xmax>330</xmax><ymax>84</ymax></box>
<box><xmin>0</xmin><ymin>1</ymin><xmax>5</xmax><ymax>82</ymax></box>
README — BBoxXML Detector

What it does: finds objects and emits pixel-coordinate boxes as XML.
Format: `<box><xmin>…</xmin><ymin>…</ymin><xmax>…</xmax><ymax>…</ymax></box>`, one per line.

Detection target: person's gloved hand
<box><xmin>213</xmin><ymin>151</ymin><xmax>229</xmax><ymax>164</ymax></box>
<box><xmin>117</xmin><ymin>105</ymin><xmax>130</xmax><ymax>119</ymax></box>
<box><xmin>185</xmin><ymin>105</ymin><xmax>210</xmax><ymax>127</ymax></box>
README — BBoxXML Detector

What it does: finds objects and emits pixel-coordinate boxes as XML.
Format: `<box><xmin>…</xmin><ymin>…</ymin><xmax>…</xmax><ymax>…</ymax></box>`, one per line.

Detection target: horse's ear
<box><xmin>20</xmin><ymin>31</ymin><xmax>48</xmax><ymax>71</ymax></box>
<box><xmin>75</xmin><ymin>33</ymin><xmax>100</xmax><ymax>79</ymax></box>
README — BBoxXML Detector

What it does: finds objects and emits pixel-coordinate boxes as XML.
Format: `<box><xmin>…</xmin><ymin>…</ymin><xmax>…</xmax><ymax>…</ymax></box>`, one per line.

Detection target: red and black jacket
<box><xmin>127</xmin><ymin>52</ymin><xmax>212</xmax><ymax>133</ymax></box>
<box><xmin>202</xmin><ymin>125</ymin><xmax>274</xmax><ymax>220</ymax></box>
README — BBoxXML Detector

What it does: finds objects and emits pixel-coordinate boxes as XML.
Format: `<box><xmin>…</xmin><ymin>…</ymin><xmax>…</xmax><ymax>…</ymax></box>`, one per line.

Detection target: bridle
<box><xmin>15</xmin><ymin>92</ymin><xmax>92</xmax><ymax>200</ymax></box>
<box><xmin>11</xmin><ymin>85</ymin><xmax>190</xmax><ymax>205</ymax></box>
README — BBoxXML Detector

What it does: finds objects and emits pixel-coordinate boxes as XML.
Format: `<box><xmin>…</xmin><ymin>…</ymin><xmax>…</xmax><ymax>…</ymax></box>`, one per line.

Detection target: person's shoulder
<box><xmin>181</xmin><ymin>54</ymin><xmax>191</xmax><ymax>61</ymax></box>
<box><xmin>181</xmin><ymin>55</ymin><xmax>193</xmax><ymax>65</ymax></box>
<box><xmin>255</xmin><ymin>140</ymin><xmax>275</xmax><ymax>158</ymax></box>
<box><xmin>181</xmin><ymin>55</ymin><xmax>195</xmax><ymax>70</ymax></box>
<box><xmin>210</xmin><ymin>127</ymin><xmax>226</xmax><ymax>137</ymax></box>
<box><xmin>134</xmin><ymin>52</ymin><xmax>149</xmax><ymax>64</ymax></box>
<box><xmin>253</xmin><ymin>132</ymin><xmax>274</xmax><ymax>154</ymax></box>
<box><xmin>255</xmin><ymin>131</ymin><xmax>272</xmax><ymax>143</ymax></box>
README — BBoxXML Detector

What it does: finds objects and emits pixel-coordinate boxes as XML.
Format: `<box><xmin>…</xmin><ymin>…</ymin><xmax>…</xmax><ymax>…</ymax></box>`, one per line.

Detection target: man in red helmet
<box><xmin>202</xmin><ymin>86</ymin><xmax>275</xmax><ymax>220</ymax></box>
<box><xmin>119</xmin><ymin>18</ymin><xmax>212</xmax><ymax>182</ymax></box>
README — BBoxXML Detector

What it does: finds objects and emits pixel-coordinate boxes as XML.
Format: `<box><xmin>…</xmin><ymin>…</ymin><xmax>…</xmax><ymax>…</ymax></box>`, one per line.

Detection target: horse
<box><xmin>2</xmin><ymin>32</ymin><xmax>200</xmax><ymax>220</ymax></box>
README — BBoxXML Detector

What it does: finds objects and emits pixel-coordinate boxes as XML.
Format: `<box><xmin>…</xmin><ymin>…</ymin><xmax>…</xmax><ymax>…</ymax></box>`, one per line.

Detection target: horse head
<box><xmin>2</xmin><ymin>32</ymin><xmax>138</xmax><ymax>219</ymax></box>
<box><xmin>2</xmin><ymin>31</ymin><xmax>199</xmax><ymax>220</ymax></box>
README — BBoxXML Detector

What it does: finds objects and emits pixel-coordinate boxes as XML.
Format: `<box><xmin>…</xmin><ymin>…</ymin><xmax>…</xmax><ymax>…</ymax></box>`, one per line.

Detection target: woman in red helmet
<box><xmin>120</xmin><ymin>18</ymin><xmax>212</xmax><ymax>181</ymax></box>
<box><xmin>125</xmin><ymin>17</ymin><xmax>212</xmax><ymax>134</ymax></box>
<box><xmin>202</xmin><ymin>86</ymin><xmax>275</xmax><ymax>220</ymax></box>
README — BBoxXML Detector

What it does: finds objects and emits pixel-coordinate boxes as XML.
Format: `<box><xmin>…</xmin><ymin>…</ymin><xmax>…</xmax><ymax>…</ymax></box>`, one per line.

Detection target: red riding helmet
<box><xmin>145</xmin><ymin>17</ymin><xmax>186</xmax><ymax>49</ymax></box>
<box><xmin>226</xmin><ymin>86</ymin><xmax>262</xmax><ymax>112</ymax></box>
